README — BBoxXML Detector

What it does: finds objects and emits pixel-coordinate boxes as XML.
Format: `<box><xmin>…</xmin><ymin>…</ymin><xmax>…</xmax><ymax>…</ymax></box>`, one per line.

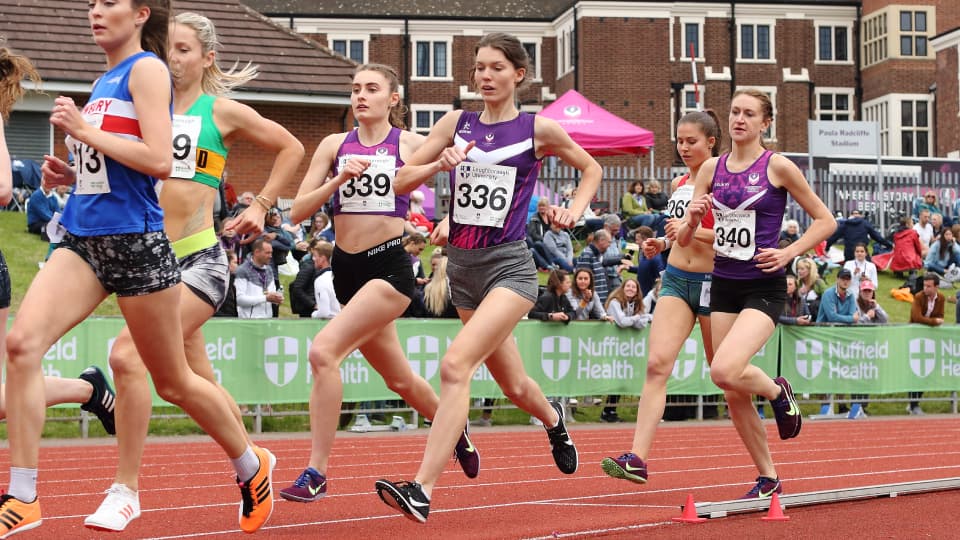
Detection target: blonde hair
<box><xmin>174</xmin><ymin>12</ymin><xmax>258</xmax><ymax>96</ymax></box>
<box><xmin>423</xmin><ymin>257</ymin><xmax>451</xmax><ymax>316</ymax></box>
<box><xmin>605</xmin><ymin>278</ymin><xmax>645</xmax><ymax>313</ymax></box>
<box><xmin>796</xmin><ymin>257</ymin><xmax>820</xmax><ymax>287</ymax></box>
<box><xmin>0</xmin><ymin>45</ymin><xmax>41</xmax><ymax>121</ymax></box>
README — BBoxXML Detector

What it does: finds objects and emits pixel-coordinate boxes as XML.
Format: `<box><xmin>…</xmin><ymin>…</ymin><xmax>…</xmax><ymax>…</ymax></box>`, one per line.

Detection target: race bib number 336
<box><xmin>453</xmin><ymin>162</ymin><xmax>516</xmax><ymax>228</ymax></box>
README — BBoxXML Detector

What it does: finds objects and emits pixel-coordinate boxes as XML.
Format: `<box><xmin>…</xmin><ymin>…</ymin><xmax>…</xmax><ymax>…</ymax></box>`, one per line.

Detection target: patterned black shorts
<box><xmin>58</xmin><ymin>230</ymin><xmax>181</xmax><ymax>297</ymax></box>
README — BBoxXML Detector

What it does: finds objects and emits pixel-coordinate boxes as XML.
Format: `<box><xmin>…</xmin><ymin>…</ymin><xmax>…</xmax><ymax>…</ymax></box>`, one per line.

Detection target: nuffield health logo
<box><xmin>264</xmin><ymin>336</ymin><xmax>299</xmax><ymax>387</ymax></box>
<box><xmin>407</xmin><ymin>336</ymin><xmax>440</xmax><ymax>381</ymax></box>
<box><xmin>541</xmin><ymin>336</ymin><xmax>572</xmax><ymax>381</ymax></box>
<box><xmin>795</xmin><ymin>339</ymin><xmax>824</xmax><ymax>380</ymax></box>
<box><xmin>671</xmin><ymin>338</ymin><xmax>699</xmax><ymax>380</ymax></box>
<box><xmin>908</xmin><ymin>338</ymin><xmax>936</xmax><ymax>378</ymax></box>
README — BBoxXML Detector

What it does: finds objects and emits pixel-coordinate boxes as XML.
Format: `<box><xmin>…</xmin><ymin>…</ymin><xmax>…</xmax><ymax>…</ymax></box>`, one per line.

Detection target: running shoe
<box><xmin>739</xmin><ymin>476</ymin><xmax>782</xmax><ymax>499</ymax></box>
<box><xmin>84</xmin><ymin>483</ymin><xmax>140</xmax><ymax>532</ymax></box>
<box><xmin>78</xmin><ymin>366</ymin><xmax>116</xmax><ymax>435</ymax></box>
<box><xmin>545</xmin><ymin>400</ymin><xmax>578</xmax><ymax>474</ymax></box>
<box><xmin>769</xmin><ymin>376</ymin><xmax>802</xmax><ymax>440</ymax></box>
<box><xmin>237</xmin><ymin>446</ymin><xmax>276</xmax><ymax>533</ymax></box>
<box><xmin>0</xmin><ymin>494</ymin><xmax>41</xmax><ymax>538</ymax></box>
<box><xmin>375</xmin><ymin>479</ymin><xmax>430</xmax><ymax>523</ymax></box>
<box><xmin>453</xmin><ymin>426</ymin><xmax>480</xmax><ymax>479</ymax></box>
<box><xmin>600</xmin><ymin>452</ymin><xmax>648</xmax><ymax>484</ymax></box>
<box><xmin>278</xmin><ymin>467</ymin><xmax>326</xmax><ymax>503</ymax></box>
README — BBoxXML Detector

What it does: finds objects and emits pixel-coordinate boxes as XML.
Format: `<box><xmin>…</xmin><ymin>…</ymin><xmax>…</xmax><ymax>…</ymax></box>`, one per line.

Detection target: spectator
<box><xmin>282</xmin><ymin>211</ymin><xmax>309</xmax><ymax>261</ymax></box>
<box><xmin>563</xmin><ymin>185</ymin><xmax>604</xmax><ymax>233</ymax></box>
<box><xmin>409</xmin><ymin>189</ymin><xmax>427</xmax><ymax>215</ymax></box>
<box><xmin>780</xmin><ymin>275</ymin><xmax>812</xmax><ymax>326</ymax></box>
<box><xmin>908</xmin><ymin>273</ymin><xmax>946</xmax><ymax>415</ymax></box>
<box><xmin>930</xmin><ymin>212</ymin><xmax>944</xmax><ymax>244</ymax></box>
<box><xmin>214</xmin><ymin>250</ymin><xmax>239</xmax><ymax>317</ymax></box>
<box><xmin>924</xmin><ymin>228</ymin><xmax>960</xmax><ymax>276</ymax></box>
<box><xmin>621</xmin><ymin>180</ymin><xmax>657</xmax><ymax>229</ymax></box>
<box><xmin>422</xmin><ymin>256</ymin><xmax>457</xmax><ymax>318</ymax></box>
<box><xmin>307</xmin><ymin>211</ymin><xmax>335</xmax><ymax>244</ymax></box>
<box><xmin>263</xmin><ymin>207</ymin><xmax>295</xmax><ymax>280</ymax></box>
<box><xmin>311</xmin><ymin>241</ymin><xmax>338</xmax><ymax>319</ymax></box>
<box><xmin>816</xmin><ymin>268</ymin><xmax>858</xmax><ymax>324</ymax></box>
<box><xmin>624</xmin><ymin>225</ymin><xmax>664</xmax><ymax>297</ymax></box>
<box><xmin>602</xmin><ymin>278</ymin><xmax>652</xmax><ymax>423</ymax></box>
<box><xmin>289</xmin><ymin>239</ymin><xmax>320</xmax><ymax>318</ymax></box>
<box><xmin>795</xmin><ymin>256</ymin><xmax>827</xmax><ymax>316</ymax></box>
<box><xmin>913</xmin><ymin>209</ymin><xmax>934</xmax><ymax>251</ymax></box>
<box><xmin>528</xmin><ymin>269</ymin><xmax>575</xmax><ymax>323</ymax></box>
<box><xmin>915</xmin><ymin>190</ymin><xmax>942</xmax><ymax>220</ymax></box>
<box><xmin>643</xmin><ymin>180</ymin><xmax>668</xmax><ymax>214</ymax></box>
<box><xmin>218</xmin><ymin>216</ymin><xmax>242</xmax><ymax>262</ymax></box>
<box><xmin>601</xmin><ymin>214</ymin><xmax>629</xmax><ymax>290</ymax></box>
<box><xmin>526</xmin><ymin>197</ymin><xmax>553</xmax><ymax>270</ymax></box>
<box><xmin>232</xmin><ymin>191</ymin><xmax>254</xmax><ymax>217</ymax></box>
<box><xmin>842</xmin><ymin>243</ymin><xmax>879</xmax><ymax>292</ymax></box>
<box><xmin>825</xmin><ymin>209</ymin><xmax>891</xmax><ymax>262</ymax></box>
<box><xmin>576</xmin><ymin>229</ymin><xmax>615</xmax><ymax>304</ymax></box>
<box><xmin>542</xmin><ymin>220</ymin><xmax>574</xmax><ymax>272</ymax></box>
<box><xmin>235</xmin><ymin>238</ymin><xmax>282</xmax><ymax>319</ymax></box>
<box><xmin>403</xmin><ymin>233</ymin><xmax>429</xmax><ymax>287</ymax></box>
<box><xmin>641</xmin><ymin>277</ymin><xmax>661</xmax><ymax>315</ymax></box>
<box><xmin>405</xmin><ymin>208</ymin><xmax>434</xmax><ymax>235</ymax></box>
<box><xmin>780</xmin><ymin>219</ymin><xmax>801</xmax><ymax>246</ymax></box>
<box><xmin>888</xmin><ymin>215</ymin><xmax>925</xmax><ymax>279</ymax></box>
<box><xmin>566</xmin><ymin>268</ymin><xmax>610</xmax><ymax>321</ymax></box>
<box><xmin>855</xmin><ymin>280</ymin><xmax>888</xmax><ymax>324</ymax></box>
<box><xmin>26</xmin><ymin>179</ymin><xmax>61</xmax><ymax>239</ymax></box>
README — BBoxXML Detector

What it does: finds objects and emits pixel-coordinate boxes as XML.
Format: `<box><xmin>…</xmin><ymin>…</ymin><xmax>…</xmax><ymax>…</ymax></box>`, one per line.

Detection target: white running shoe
<box><xmin>84</xmin><ymin>483</ymin><xmax>141</xmax><ymax>532</ymax></box>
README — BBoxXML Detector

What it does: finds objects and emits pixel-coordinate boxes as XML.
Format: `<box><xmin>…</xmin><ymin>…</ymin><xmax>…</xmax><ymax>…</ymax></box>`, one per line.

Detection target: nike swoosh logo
<box><xmin>624</xmin><ymin>463</ymin><xmax>645</xmax><ymax>472</ymax></box>
<box><xmin>759</xmin><ymin>487</ymin><xmax>778</xmax><ymax>498</ymax></box>
<box><xmin>308</xmin><ymin>482</ymin><xmax>325</xmax><ymax>495</ymax></box>
<box><xmin>464</xmin><ymin>441</ymin><xmax>476</xmax><ymax>453</ymax></box>
<box><xmin>409</xmin><ymin>499</ymin><xmax>430</xmax><ymax>508</ymax></box>
<box><xmin>786</xmin><ymin>401</ymin><xmax>800</xmax><ymax>416</ymax></box>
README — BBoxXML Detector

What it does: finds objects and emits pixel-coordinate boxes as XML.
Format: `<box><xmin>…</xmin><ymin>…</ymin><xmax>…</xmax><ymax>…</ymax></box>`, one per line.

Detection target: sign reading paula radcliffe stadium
<box><xmin>808</xmin><ymin>120</ymin><xmax>879</xmax><ymax>157</ymax></box>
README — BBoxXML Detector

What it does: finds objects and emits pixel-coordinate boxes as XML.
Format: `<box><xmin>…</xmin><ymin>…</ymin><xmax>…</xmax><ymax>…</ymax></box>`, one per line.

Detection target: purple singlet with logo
<box><xmin>448</xmin><ymin>111</ymin><xmax>542</xmax><ymax>249</ymax></box>
<box><xmin>332</xmin><ymin>127</ymin><xmax>408</xmax><ymax>218</ymax></box>
<box><xmin>710</xmin><ymin>150</ymin><xmax>787</xmax><ymax>279</ymax></box>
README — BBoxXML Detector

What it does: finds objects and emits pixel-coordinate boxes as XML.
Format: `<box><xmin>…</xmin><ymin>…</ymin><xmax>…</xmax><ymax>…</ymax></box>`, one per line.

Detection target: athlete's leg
<box><xmin>360</xmin><ymin>323</ymin><xmax>439</xmax><ymax>421</ymax></box>
<box><xmin>414</xmin><ymin>287</ymin><xmax>533</xmax><ymax>496</ymax></box>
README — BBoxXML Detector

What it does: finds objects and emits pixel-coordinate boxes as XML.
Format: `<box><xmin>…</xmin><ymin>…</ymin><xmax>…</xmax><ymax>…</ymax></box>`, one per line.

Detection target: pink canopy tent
<box><xmin>538</xmin><ymin>89</ymin><xmax>655</xmax><ymax>158</ymax></box>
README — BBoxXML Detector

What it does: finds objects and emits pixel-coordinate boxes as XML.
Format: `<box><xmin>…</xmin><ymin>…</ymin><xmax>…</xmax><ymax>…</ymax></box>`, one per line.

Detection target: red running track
<box><xmin>4</xmin><ymin>416</ymin><xmax>959</xmax><ymax>538</ymax></box>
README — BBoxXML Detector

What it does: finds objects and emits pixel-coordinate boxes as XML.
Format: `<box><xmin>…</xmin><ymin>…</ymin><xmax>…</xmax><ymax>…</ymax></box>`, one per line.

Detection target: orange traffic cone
<box><xmin>672</xmin><ymin>493</ymin><xmax>707</xmax><ymax>523</ymax></box>
<box><xmin>761</xmin><ymin>492</ymin><xmax>790</xmax><ymax>521</ymax></box>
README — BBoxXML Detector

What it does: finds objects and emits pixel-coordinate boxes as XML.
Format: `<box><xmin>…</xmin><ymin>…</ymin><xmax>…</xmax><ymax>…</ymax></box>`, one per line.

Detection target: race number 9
<box><xmin>172</xmin><ymin>133</ymin><xmax>191</xmax><ymax>161</ymax></box>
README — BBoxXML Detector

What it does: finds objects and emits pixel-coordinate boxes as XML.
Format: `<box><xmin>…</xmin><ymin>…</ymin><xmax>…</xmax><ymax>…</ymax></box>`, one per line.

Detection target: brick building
<box><xmin>931</xmin><ymin>27</ymin><xmax>960</xmax><ymax>158</ymax></box>
<box><xmin>1</xmin><ymin>0</ymin><xmax>355</xmax><ymax>197</ymax></box>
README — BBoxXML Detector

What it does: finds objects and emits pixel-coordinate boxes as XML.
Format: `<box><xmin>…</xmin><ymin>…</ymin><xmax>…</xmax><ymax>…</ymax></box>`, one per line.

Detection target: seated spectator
<box><xmin>528</xmin><ymin>269</ymin><xmax>575</xmax><ymax>323</ymax></box>
<box><xmin>621</xmin><ymin>180</ymin><xmax>659</xmax><ymax>229</ymax></box>
<box><xmin>825</xmin><ymin>209</ymin><xmax>891</xmax><ymax>262</ymax></box>
<box><xmin>816</xmin><ymin>268</ymin><xmax>858</xmax><ymax>324</ymax></box>
<box><xmin>913</xmin><ymin>209</ymin><xmax>934</xmax><ymax>253</ymax></box>
<box><xmin>641</xmin><ymin>277</ymin><xmax>661</xmax><ymax>315</ymax></box>
<box><xmin>566</xmin><ymin>268</ymin><xmax>610</xmax><ymax>321</ymax></box>
<box><xmin>289</xmin><ymin>239</ymin><xmax>320</xmax><ymax>318</ymax></box>
<box><xmin>526</xmin><ymin>197</ymin><xmax>553</xmax><ymax>270</ymax></box>
<box><xmin>889</xmin><ymin>215</ymin><xmax>925</xmax><ymax>279</ymax></box>
<box><xmin>542</xmin><ymin>220</ymin><xmax>574</xmax><ymax>272</ymax></box>
<box><xmin>232</xmin><ymin>191</ymin><xmax>254</xmax><ymax>217</ymax></box>
<box><xmin>924</xmin><ymin>228</ymin><xmax>960</xmax><ymax>276</ymax></box>
<box><xmin>780</xmin><ymin>219</ymin><xmax>801</xmax><ymax>246</ymax></box>
<box><xmin>235</xmin><ymin>238</ymin><xmax>283</xmax><ymax>319</ymax></box>
<box><xmin>643</xmin><ymin>180</ymin><xmax>668</xmax><ymax>214</ymax></box>
<box><xmin>423</xmin><ymin>255</ymin><xmax>457</xmax><ymax>318</ymax></box>
<box><xmin>908</xmin><ymin>273</ymin><xmax>946</xmax><ymax>415</ymax></box>
<box><xmin>306</xmin><ymin>211</ymin><xmax>335</xmax><ymax>244</ymax></box>
<box><xmin>930</xmin><ymin>212</ymin><xmax>945</xmax><ymax>244</ymax></box>
<box><xmin>624</xmin><ymin>226</ymin><xmax>664</xmax><ymax>296</ymax></box>
<box><xmin>842</xmin><ymin>243</ymin><xmax>879</xmax><ymax>292</ymax></box>
<box><xmin>405</xmin><ymin>208</ymin><xmax>434</xmax><ymax>235</ymax></box>
<box><xmin>311</xmin><ymin>241</ymin><xmax>339</xmax><ymax>319</ymax></box>
<box><xmin>602</xmin><ymin>278</ymin><xmax>651</xmax><ymax>423</ymax></box>
<box><xmin>780</xmin><ymin>275</ymin><xmax>812</xmax><ymax>326</ymax></box>
<box><xmin>915</xmin><ymin>190</ymin><xmax>943</xmax><ymax>220</ymax></box>
<box><xmin>563</xmin><ymin>185</ymin><xmax>604</xmax><ymax>233</ymax></box>
<box><xmin>214</xmin><ymin>250</ymin><xmax>239</xmax><ymax>317</ymax></box>
<box><xmin>282</xmin><ymin>211</ymin><xmax>308</xmax><ymax>261</ymax></box>
<box><xmin>855</xmin><ymin>280</ymin><xmax>887</xmax><ymax>324</ymax></box>
<box><xmin>576</xmin><ymin>229</ymin><xmax>616</xmax><ymax>305</ymax></box>
<box><xmin>601</xmin><ymin>214</ymin><xmax>629</xmax><ymax>290</ymax></box>
<box><xmin>795</xmin><ymin>256</ymin><xmax>827</xmax><ymax>315</ymax></box>
<box><xmin>26</xmin><ymin>179</ymin><xmax>61</xmax><ymax>239</ymax></box>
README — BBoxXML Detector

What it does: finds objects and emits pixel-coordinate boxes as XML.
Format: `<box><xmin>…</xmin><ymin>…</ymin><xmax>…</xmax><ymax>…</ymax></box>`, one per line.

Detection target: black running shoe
<box><xmin>545</xmin><ymin>400</ymin><xmax>578</xmax><ymax>474</ymax></box>
<box><xmin>769</xmin><ymin>376</ymin><xmax>801</xmax><ymax>440</ymax></box>
<box><xmin>79</xmin><ymin>366</ymin><xmax>116</xmax><ymax>435</ymax></box>
<box><xmin>453</xmin><ymin>425</ymin><xmax>480</xmax><ymax>479</ymax></box>
<box><xmin>375</xmin><ymin>479</ymin><xmax>430</xmax><ymax>523</ymax></box>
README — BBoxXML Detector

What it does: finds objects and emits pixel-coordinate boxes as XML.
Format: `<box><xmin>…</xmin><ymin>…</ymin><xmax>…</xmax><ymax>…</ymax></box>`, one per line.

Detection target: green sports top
<box><xmin>170</xmin><ymin>94</ymin><xmax>228</xmax><ymax>188</ymax></box>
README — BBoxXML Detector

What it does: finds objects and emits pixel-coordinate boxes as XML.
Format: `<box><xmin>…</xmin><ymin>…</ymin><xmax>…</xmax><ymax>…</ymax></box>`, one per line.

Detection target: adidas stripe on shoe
<box><xmin>84</xmin><ymin>483</ymin><xmax>140</xmax><ymax>532</ymax></box>
<box><xmin>237</xmin><ymin>447</ymin><xmax>276</xmax><ymax>533</ymax></box>
<box><xmin>78</xmin><ymin>365</ymin><xmax>116</xmax><ymax>435</ymax></box>
<box><xmin>0</xmin><ymin>494</ymin><xmax>41</xmax><ymax>539</ymax></box>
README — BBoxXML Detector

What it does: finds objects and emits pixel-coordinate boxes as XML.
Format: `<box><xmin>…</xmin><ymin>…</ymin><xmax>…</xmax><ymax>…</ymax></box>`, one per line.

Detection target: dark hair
<box><xmin>546</xmin><ymin>268</ymin><xmax>569</xmax><ymax>294</ymax></box>
<box><xmin>354</xmin><ymin>63</ymin><xmax>408</xmax><ymax>129</ymax></box>
<box><xmin>678</xmin><ymin>109</ymin><xmax>723</xmax><ymax>157</ymax></box>
<box><xmin>627</xmin><ymin>180</ymin><xmax>644</xmax><ymax>194</ymax></box>
<box><xmin>251</xmin><ymin>237</ymin><xmax>269</xmax><ymax>253</ymax></box>
<box><xmin>474</xmin><ymin>33</ymin><xmax>530</xmax><ymax>89</ymax></box>
<box><xmin>570</xmin><ymin>268</ymin><xmax>595</xmax><ymax>299</ymax></box>
<box><xmin>937</xmin><ymin>229</ymin><xmax>955</xmax><ymax>260</ymax></box>
<box><xmin>403</xmin><ymin>232</ymin><xmax>427</xmax><ymax>247</ymax></box>
<box><xmin>633</xmin><ymin>226</ymin><xmax>655</xmax><ymax>241</ymax></box>
<box><xmin>313</xmin><ymin>240</ymin><xmax>334</xmax><ymax>261</ymax></box>
<box><xmin>135</xmin><ymin>0</ymin><xmax>170</xmax><ymax>61</ymax></box>
<box><xmin>922</xmin><ymin>272</ymin><xmax>940</xmax><ymax>286</ymax></box>
<box><xmin>0</xmin><ymin>45</ymin><xmax>41</xmax><ymax>121</ymax></box>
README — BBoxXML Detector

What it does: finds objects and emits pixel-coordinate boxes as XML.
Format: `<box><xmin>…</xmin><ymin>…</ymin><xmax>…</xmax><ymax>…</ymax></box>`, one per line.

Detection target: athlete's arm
<box><xmin>218</xmin><ymin>98</ymin><xmax>305</xmax><ymax>236</ymax></box>
<box><xmin>290</xmin><ymin>133</ymin><xmax>354</xmax><ymax>223</ymax></box>
<box><xmin>535</xmin><ymin>116</ymin><xmax>601</xmax><ymax>228</ymax></box>
<box><xmin>755</xmin><ymin>154</ymin><xmax>836</xmax><ymax>273</ymax></box>
<box><xmin>393</xmin><ymin>110</ymin><xmax>464</xmax><ymax>194</ymax></box>
<box><xmin>677</xmin><ymin>157</ymin><xmax>717</xmax><ymax>247</ymax></box>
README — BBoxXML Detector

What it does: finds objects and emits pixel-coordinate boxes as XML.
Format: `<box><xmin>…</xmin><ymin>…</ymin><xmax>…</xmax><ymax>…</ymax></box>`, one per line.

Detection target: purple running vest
<box><xmin>710</xmin><ymin>150</ymin><xmax>787</xmax><ymax>279</ymax></box>
<box><xmin>448</xmin><ymin>111</ymin><xmax>542</xmax><ymax>249</ymax></box>
<box><xmin>332</xmin><ymin>127</ymin><xmax>408</xmax><ymax>218</ymax></box>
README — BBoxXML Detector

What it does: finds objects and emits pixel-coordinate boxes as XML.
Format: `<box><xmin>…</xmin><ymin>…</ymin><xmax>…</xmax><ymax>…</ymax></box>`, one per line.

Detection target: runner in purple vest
<box><xmin>375</xmin><ymin>32</ymin><xmax>601</xmax><ymax>523</ymax></box>
<box><xmin>285</xmin><ymin>64</ymin><xmax>480</xmax><ymax>505</ymax></box>
<box><xmin>679</xmin><ymin>89</ymin><xmax>835</xmax><ymax>499</ymax></box>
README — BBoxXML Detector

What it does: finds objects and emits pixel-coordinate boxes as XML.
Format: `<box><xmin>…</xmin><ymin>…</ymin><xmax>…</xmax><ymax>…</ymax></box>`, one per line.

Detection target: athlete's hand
<box><xmin>685</xmin><ymin>194</ymin><xmax>712</xmax><ymax>228</ymax></box>
<box><xmin>336</xmin><ymin>157</ymin><xmax>371</xmax><ymax>184</ymax></box>
<box><xmin>663</xmin><ymin>217</ymin><xmax>680</xmax><ymax>241</ymax></box>
<box><xmin>227</xmin><ymin>205</ymin><xmax>266</xmax><ymax>238</ymax></box>
<box><xmin>41</xmin><ymin>154</ymin><xmax>77</xmax><ymax>187</ymax></box>
<box><xmin>754</xmin><ymin>247</ymin><xmax>793</xmax><ymax>273</ymax></box>
<box><xmin>430</xmin><ymin>217</ymin><xmax>450</xmax><ymax>246</ymax></box>
<box><xmin>49</xmin><ymin>96</ymin><xmax>89</xmax><ymax>141</ymax></box>
<box><xmin>547</xmin><ymin>205</ymin><xmax>578</xmax><ymax>228</ymax></box>
<box><xmin>436</xmin><ymin>141</ymin><xmax>475</xmax><ymax>172</ymax></box>
<box><xmin>642</xmin><ymin>237</ymin><xmax>662</xmax><ymax>259</ymax></box>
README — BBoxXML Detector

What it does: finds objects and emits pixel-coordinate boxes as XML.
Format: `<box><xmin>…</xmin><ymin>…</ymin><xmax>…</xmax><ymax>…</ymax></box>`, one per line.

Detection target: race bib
<box><xmin>665</xmin><ymin>184</ymin><xmax>693</xmax><ymax>219</ymax></box>
<box><xmin>337</xmin><ymin>154</ymin><xmax>397</xmax><ymax>212</ymax></box>
<box><xmin>699</xmin><ymin>280</ymin><xmax>711</xmax><ymax>308</ymax></box>
<box><xmin>453</xmin><ymin>162</ymin><xmax>516</xmax><ymax>228</ymax></box>
<box><xmin>70</xmin><ymin>113</ymin><xmax>110</xmax><ymax>195</ymax></box>
<box><xmin>713</xmin><ymin>209</ymin><xmax>756</xmax><ymax>260</ymax></box>
<box><xmin>170</xmin><ymin>114</ymin><xmax>202</xmax><ymax>179</ymax></box>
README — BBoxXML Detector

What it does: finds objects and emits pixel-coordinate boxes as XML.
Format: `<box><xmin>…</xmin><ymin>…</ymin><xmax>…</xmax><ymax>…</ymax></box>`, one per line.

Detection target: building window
<box><xmin>863</xmin><ymin>100</ymin><xmax>889</xmax><ymax>155</ymax></box>
<box><xmin>739</xmin><ymin>23</ymin><xmax>772</xmax><ymax>61</ymax></box>
<box><xmin>522</xmin><ymin>41</ymin><xmax>540</xmax><ymax>80</ymax></box>
<box><xmin>683</xmin><ymin>22</ymin><xmax>701</xmax><ymax>58</ymax></box>
<box><xmin>330</xmin><ymin>38</ymin><xmax>365</xmax><ymax>63</ymax></box>
<box><xmin>901</xmin><ymin>99</ymin><xmax>930</xmax><ymax>157</ymax></box>
<box><xmin>862</xmin><ymin>11</ymin><xmax>888</xmax><ymax>67</ymax></box>
<box><xmin>411</xmin><ymin>106</ymin><xmax>451</xmax><ymax>136</ymax></box>
<box><xmin>557</xmin><ymin>27</ymin><xmax>575</xmax><ymax>76</ymax></box>
<box><xmin>414</xmin><ymin>39</ymin><xmax>450</xmax><ymax>79</ymax></box>
<box><xmin>817</xmin><ymin>25</ymin><xmax>849</xmax><ymax>62</ymax></box>
<box><xmin>899</xmin><ymin>10</ymin><xmax>929</xmax><ymax>57</ymax></box>
<box><xmin>671</xmin><ymin>85</ymin><xmax>704</xmax><ymax>140</ymax></box>
<box><xmin>815</xmin><ymin>90</ymin><xmax>854</xmax><ymax>121</ymax></box>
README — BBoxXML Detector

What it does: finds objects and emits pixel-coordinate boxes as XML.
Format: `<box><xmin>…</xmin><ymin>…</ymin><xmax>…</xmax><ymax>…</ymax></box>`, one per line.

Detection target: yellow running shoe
<box><xmin>0</xmin><ymin>494</ymin><xmax>41</xmax><ymax>538</ymax></box>
<box><xmin>237</xmin><ymin>447</ymin><xmax>276</xmax><ymax>534</ymax></box>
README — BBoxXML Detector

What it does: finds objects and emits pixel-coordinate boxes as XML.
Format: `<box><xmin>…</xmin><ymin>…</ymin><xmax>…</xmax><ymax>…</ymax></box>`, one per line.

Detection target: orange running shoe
<box><xmin>0</xmin><ymin>494</ymin><xmax>41</xmax><ymax>538</ymax></box>
<box><xmin>237</xmin><ymin>447</ymin><xmax>276</xmax><ymax>533</ymax></box>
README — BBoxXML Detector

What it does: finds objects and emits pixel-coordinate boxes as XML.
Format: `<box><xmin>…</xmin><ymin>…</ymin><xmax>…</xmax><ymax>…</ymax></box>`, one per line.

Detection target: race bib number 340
<box><xmin>453</xmin><ymin>162</ymin><xmax>516</xmax><ymax>228</ymax></box>
<box><xmin>713</xmin><ymin>209</ymin><xmax>756</xmax><ymax>261</ymax></box>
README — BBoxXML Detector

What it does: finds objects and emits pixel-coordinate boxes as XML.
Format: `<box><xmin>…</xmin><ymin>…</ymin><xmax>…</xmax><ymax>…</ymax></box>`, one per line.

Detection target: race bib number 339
<box><xmin>453</xmin><ymin>162</ymin><xmax>516</xmax><ymax>228</ymax></box>
<box><xmin>337</xmin><ymin>154</ymin><xmax>397</xmax><ymax>212</ymax></box>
